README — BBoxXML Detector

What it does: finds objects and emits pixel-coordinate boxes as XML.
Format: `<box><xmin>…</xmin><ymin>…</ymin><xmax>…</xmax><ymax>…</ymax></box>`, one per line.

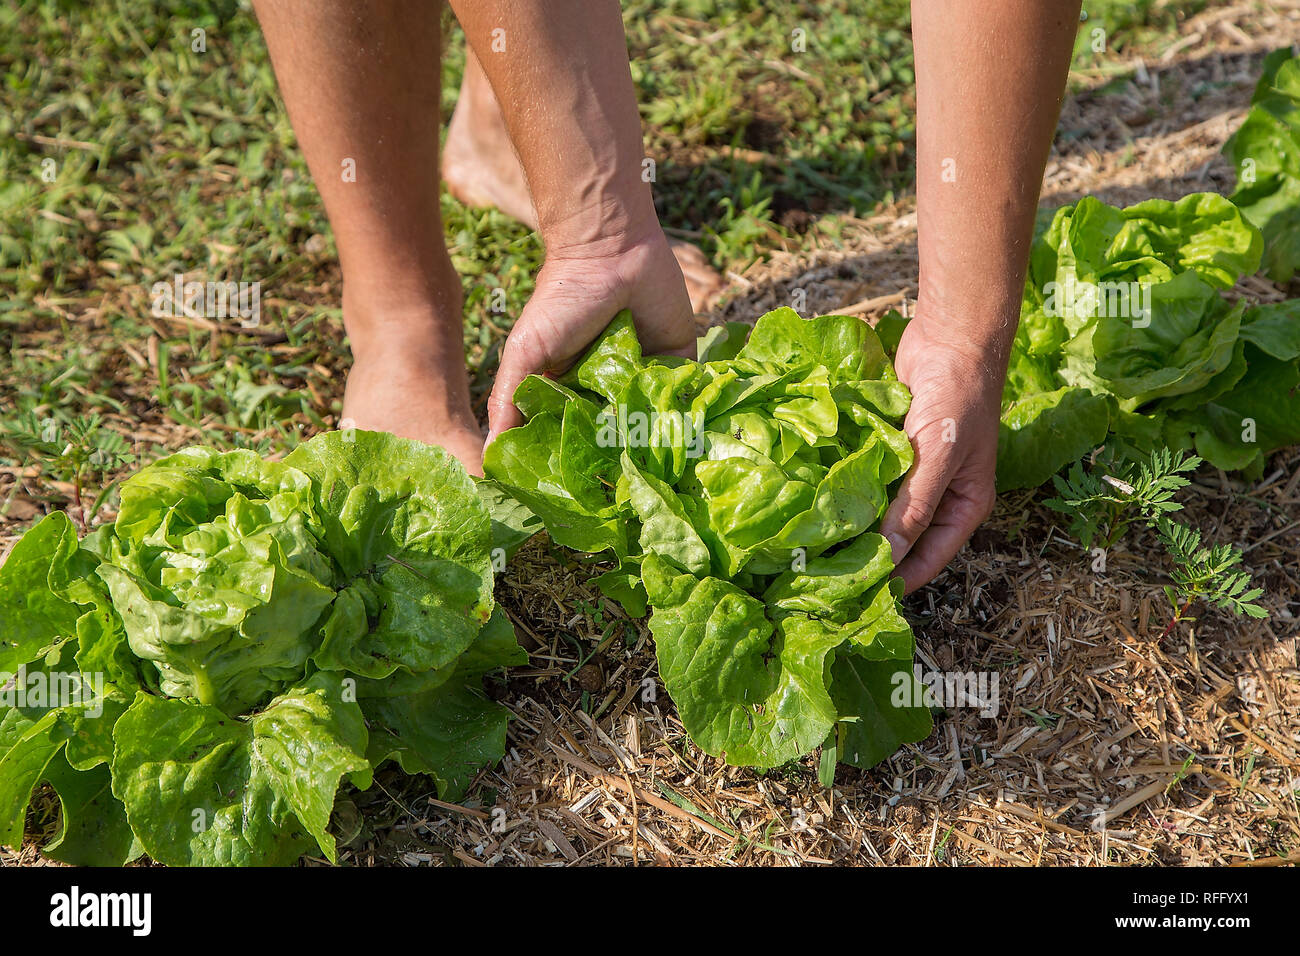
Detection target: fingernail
<box><xmin>884</xmin><ymin>533</ymin><xmax>908</xmax><ymax>564</ymax></box>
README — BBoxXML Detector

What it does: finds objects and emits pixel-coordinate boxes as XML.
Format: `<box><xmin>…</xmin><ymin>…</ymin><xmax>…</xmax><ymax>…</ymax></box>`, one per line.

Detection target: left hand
<box><xmin>879</xmin><ymin>316</ymin><xmax>1004</xmax><ymax>594</ymax></box>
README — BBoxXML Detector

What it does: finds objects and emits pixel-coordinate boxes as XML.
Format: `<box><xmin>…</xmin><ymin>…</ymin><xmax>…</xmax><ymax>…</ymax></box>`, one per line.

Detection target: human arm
<box><xmin>880</xmin><ymin>0</ymin><xmax>1082</xmax><ymax>592</ymax></box>
<box><xmin>446</xmin><ymin>1</ymin><xmax>696</xmax><ymax>446</ymax></box>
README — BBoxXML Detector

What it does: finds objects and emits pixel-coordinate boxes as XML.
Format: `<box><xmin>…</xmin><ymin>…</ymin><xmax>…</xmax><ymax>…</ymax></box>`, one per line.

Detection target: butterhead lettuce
<box><xmin>995</xmin><ymin>192</ymin><xmax>1300</xmax><ymax>489</ymax></box>
<box><xmin>0</xmin><ymin>431</ymin><xmax>524</xmax><ymax>866</ymax></box>
<box><xmin>485</xmin><ymin>309</ymin><xmax>933</xmax><ymax>774</ymax></box>
<box><xmin>1224</xmin><ymin>47</ymin><xmax>1300</xmax><ymax>283</ymax></box>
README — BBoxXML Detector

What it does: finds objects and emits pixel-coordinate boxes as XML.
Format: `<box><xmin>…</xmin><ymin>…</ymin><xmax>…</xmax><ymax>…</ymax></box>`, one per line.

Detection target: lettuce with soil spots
<box><xmin>0</xmin><ymin>431</ymin><xmax>523</xmax><ymax>866</ymax></box>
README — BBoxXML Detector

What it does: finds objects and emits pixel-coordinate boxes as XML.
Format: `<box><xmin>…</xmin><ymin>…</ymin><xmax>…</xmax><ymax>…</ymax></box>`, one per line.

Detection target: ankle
<box><xmin>344</xmin><ymin>348</ymin><xmax>475</xmax><ymax>425</ymax></box>
<box><xmin>341</xmin><ymin>280</ymin><xmax>465</xmax><ymax>367</ymax></box>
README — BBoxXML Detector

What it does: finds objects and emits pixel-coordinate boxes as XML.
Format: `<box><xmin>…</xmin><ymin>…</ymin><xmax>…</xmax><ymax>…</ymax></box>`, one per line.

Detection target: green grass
<box><xmin>0</xmin><ymin>0</ymin><xmax>1203</xmax><ymax>516</ymax></box>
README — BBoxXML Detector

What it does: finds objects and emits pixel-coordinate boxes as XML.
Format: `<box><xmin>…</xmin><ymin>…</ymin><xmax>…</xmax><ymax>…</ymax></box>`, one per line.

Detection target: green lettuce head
<box><xmin>486</xmin><ymin>309</ymin><xmax>933</xmax><ymax>774</ymax></box>
<box><xmin>1224</xmin><ymin>47</ymin><xmax>1300</xmax><ymax>283</ymax></box>
<box><xmin>0</xmin><ymin>431</ymin><xmax>524</xmax><ymax>866</ymax></box>
<box><xmin>97</xmin><ymin>448</ymin><xmax>336</xmax><ymax>714</ymax></box>
<box><xmin>994</xmin><ymin>192</ymin><xmax>1300</xmax><ymax>490</ymax></box>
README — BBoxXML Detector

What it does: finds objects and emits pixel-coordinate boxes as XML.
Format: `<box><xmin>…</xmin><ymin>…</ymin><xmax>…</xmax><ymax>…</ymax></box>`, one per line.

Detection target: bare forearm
<box><xmin>910</xmin><ymin>0</ymin><xmax>1080</xmax><ymax>370</ymax></box>
<box><xmin>447</xmin><ymin>1</ymin><xmax>656</xmax><ymax>252</ymax></box>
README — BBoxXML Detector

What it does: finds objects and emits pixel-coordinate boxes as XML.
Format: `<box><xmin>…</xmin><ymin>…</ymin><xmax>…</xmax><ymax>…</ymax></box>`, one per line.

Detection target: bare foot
<box><xmin>667</xmin><ymin>238</ymin><xmax>727</xmax><ymax>315</ymax></box>
<box><xmin>442</xmin><ymin>50</ymin><xmax>728</xmax><ymax>316</ymax></box>
<box><xmin>442</xmin><ymin>51</ymin><xmax>537</xmax><ymax>226</ymax></box>
<box><xmin>340</xmin><ymin>296</ymin><xmax>485</xmax><ymax>476</ymax></box>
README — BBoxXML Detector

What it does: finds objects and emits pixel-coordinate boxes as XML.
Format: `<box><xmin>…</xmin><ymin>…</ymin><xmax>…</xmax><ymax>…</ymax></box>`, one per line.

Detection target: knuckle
<box><xmin>896</xmin><ymin>501</ymin><xmax>935</xmax><ymax>538</ymax></box>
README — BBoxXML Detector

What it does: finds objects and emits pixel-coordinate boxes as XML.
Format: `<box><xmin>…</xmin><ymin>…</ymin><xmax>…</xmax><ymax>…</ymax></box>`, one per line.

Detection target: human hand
<box><xmin>878</xmin><ymin>316</ymin><xmax>1005</xmax><ymax>594</ymax></box>
<box><xmin>485</xmin><ymin>230</ymin><xmax>696</xmax><ymax>447</ymax></box>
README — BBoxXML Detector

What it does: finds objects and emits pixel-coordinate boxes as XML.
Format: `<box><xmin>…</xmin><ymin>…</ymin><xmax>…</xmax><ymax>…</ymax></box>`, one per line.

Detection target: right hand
<box><xmin>485</xmin><ymin>229</ymin><xmax>697</xmax><ymax>447</ymax></box>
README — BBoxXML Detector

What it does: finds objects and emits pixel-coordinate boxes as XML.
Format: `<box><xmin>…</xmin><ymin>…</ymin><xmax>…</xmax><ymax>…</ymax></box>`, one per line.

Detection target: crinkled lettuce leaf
<box><xmin>1225</xmin><ymin>48</ymin><xmax>1300</xmax><ymax>282</ymax></box>
<box><xmin>643</xmin><ymin>536</ymin><xmax>929</xmax><ymax>769</ymax></box>
<box><xmin>363</xmin><ymin>607</ymin><xmax>525</xmax><ymax>801</ymax></box>
<box><xmin>736</xmin><ymin>308</ymin><xmax>891</xmax><ymax>382</ymax></box>
<box><xmin>98</xmin><ymin>524</ymin><xmax>335</xmax><ymax>715</ymax></box>
<box><xmin>1090</xmin><ymin>278</ymin><xmax>1244</xmax><ymax>403</ymax></box>
<box><xmin>286</xmin><ymin>431</ymin><xmax>496</xmax><ymax>681</ymax></box>
<box><xmin>97</xmin><ymin>448</ymin><xmax>336</xmax><ymax>714</ymax></box>
<box><xmin>110</xmin><ymin>672</ymin><xmax>370</xmax><ymax>866</ymax></box>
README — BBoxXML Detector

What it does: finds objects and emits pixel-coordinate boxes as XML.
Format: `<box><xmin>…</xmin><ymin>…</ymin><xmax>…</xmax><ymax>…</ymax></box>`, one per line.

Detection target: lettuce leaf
<box><xmin>0</xmin><ymin>511</ymin><xmax>83</xmax><ymax>673</ymax></box>
<box><xmin>831</xmin><ymin>654</ymin><xmax>933</xmax><ymax>770</ymax></box>
<box><xmin>95</xmin><ymin>448</ymin><xmax>336</xmax><ymax>714</ymax></box>
<box><xmin>1164</xmin><ymin>345</ymin><xmax>1300</xmax><ymax>474</ymax></box>
<box><xmin>285</xmin><ymin>431</ymin><xmax>496</xmax><ymax>679</ymax></box>
<box><xmin>1240</xmin><ymin>299</ymin><xmax>1300</xmax><ymax>361</ymax></box>
<box><xmin>997</xmin><ymin>387</ymin><xmax>1111</xmax><ymax>492</ymax></box>
<box><xmin>0</xmin><ymin>707</ymin><xmax>73</xmax><ymax>852</ymax></box>
<box><xmin>110</xmin><ymin>672</ymin><xmax>370</xmax><ymax>866</ymax></box>
<box><xmin>736</xmin><ymin>307</ymin><xmax>892</xmax><ymax>382</ymax></box>
<box><xmin>1225</xmin><ymin>48</ymin><xmax>1300</xmax><ymax>282</ymax></box>
<box><xmin>40</xmin><ymin>756</ymin><xmax>141</xmax><ymax>867</ymax></box>
<box><xmin>362</xmin><ymin>606</ymin><xmax>525</xmax><ymax>801</ymax></box>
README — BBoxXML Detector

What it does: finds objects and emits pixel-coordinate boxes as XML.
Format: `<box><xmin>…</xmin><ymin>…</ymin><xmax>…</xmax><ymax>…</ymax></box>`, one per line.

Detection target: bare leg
<box><xmin>253</xmin><ymin>1</ymin><xmax>485</xmax><ymax>473</ymax></box>
<box><xmin>443</xmin><ymin>49</ymin><xmax>727</xmax><ymax>314</ymax></box>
